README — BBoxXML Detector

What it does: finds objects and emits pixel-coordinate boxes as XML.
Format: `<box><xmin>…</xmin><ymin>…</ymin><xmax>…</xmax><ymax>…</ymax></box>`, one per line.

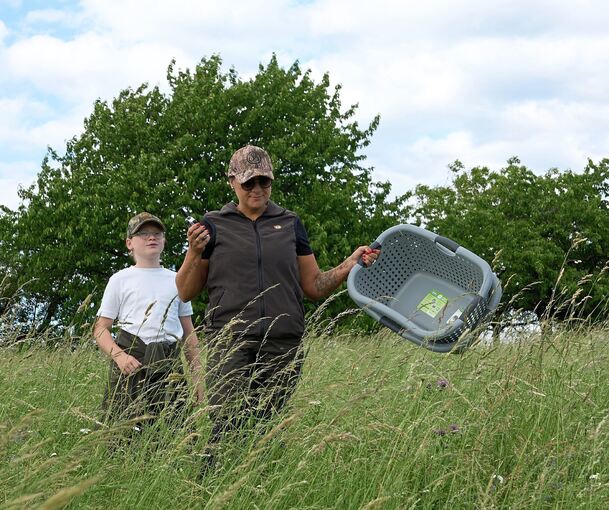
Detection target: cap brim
<box><xmin>232</xmin><ymin>170</ymin><xmax>275</xmax><ymax>184</ymax></box>
<box><xmin>131</xmin><ymin>219</ymin><xmax>165</xmax><ymax>234</ymax></box>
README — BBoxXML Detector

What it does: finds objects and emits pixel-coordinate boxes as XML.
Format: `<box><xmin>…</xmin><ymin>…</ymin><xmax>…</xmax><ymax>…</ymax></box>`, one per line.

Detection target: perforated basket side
<box><xmin>347</xmin><ymin>224</ymin><xmax>503</xmax><ymax>353</ymax></box>
<box><xmin>433</xmin><ymin>279</ymin><xmax>502</xmax><ymax>347</ymax></box>
<box><xmin>353</xmin><ymin>229</ymin><xmax>484</xmax><ymax>303</ymax></box>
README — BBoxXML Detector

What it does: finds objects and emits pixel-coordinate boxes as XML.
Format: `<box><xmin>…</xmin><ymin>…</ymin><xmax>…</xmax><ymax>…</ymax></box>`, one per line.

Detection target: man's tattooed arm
<box><xmin>299</xmin><ymin>247</ymin><xmax>379</xmax><ymax>301</ymax></box>
<box><xmin>313</xmin><ymin>261</ymin><xmax>351</xmax><ymax>299</ymax></box>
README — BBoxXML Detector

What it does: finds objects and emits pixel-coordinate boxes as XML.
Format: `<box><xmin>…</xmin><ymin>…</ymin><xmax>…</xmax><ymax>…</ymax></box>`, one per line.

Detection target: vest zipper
<box><xmin>253</xmin><ymin>220</ymin><xmax>266</xmax><ymax>337</ymax></box>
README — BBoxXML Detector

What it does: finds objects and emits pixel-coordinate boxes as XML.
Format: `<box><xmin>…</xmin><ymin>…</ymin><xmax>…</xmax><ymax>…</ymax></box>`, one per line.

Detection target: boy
<box><xmin>94</xmin><ymin>212</ymin><xmax>203</xmax><ymax>424</ymax></box>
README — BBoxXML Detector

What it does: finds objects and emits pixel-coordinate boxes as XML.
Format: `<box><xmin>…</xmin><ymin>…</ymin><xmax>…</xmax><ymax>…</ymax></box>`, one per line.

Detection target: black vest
<box><xmin>204</xmin><ymin>201</ymin><xmax>305</xmax><ymax>340</ymax></box>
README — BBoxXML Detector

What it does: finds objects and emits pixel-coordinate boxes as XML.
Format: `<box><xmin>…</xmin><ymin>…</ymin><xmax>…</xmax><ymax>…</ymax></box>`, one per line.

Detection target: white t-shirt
<box><xmin>97</xmin><ymin>267</ymin><xmax>193</xmax><ymax>344</ymax></box>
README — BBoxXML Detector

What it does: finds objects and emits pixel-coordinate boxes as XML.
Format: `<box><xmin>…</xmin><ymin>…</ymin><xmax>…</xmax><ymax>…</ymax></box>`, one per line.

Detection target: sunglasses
<box><xmin>240</xmin><ymin>176</ymin><xmax>273</xmax><ymax>191</ymax></box>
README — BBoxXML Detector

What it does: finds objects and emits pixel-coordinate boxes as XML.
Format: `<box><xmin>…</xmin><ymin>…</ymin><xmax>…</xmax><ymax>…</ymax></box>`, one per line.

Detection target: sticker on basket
<box><xmin>417</xmin><ymin>290</ymin><xmax>449</xmax><ymax>318</ymax></box>
<box><xmin>447</xmin><ymin>309</ymin><xmax>463</xmax><ymax>324</ymax></box>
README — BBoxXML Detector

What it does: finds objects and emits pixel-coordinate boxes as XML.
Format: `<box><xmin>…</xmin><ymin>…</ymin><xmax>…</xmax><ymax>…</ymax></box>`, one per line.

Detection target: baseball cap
<box><xmin>127</xmin><ymin>212</ymin><xmax>165</xmax><ymax>237</ymax></box>
<box><xmin>227</xmin><ymin>145</ymin><xmax>275</xmax><ymax>184</ymax></box>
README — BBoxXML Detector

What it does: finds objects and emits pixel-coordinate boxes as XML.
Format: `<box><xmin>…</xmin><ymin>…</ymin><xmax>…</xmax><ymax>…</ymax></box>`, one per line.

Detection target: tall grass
<box><xmin>2</xmin><ymin>318</ymin><xmax>609</xmax><ymax>509</ymax></box>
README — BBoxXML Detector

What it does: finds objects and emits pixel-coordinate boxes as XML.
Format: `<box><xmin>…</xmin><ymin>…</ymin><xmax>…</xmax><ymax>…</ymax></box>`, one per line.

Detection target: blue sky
<box><xmin>2</xmin><ymin>0</ymin><xmax>609</xmax><ymax>210</ymax></box>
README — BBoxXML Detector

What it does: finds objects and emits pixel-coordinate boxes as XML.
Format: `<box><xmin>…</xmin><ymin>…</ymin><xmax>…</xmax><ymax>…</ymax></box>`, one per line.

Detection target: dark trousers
<box><xmin>205</xmin><ymin>334</ymin><xmax>304</xmax><ymax>443</ymax></box>
<box><xmin>102</xmin><ymin>330</ymin><xmax>187</xmax><ymax>425</ymax></box>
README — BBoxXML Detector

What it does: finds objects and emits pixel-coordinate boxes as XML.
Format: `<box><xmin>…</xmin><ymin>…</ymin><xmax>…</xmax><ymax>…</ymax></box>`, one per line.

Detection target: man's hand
<box><xmin>346</xmin><ymin>246</ymin><xmax>380</xmax><ymax>270</ymax></box>
<box><xmin>187</xmin><ymin>223</ymin><xmax>210</xmax><ymax>256</ymax></box>
<box><xmin>361</xmin><ymin>247</ymin><xmax>380</xmax><ymax>267</ymax></box>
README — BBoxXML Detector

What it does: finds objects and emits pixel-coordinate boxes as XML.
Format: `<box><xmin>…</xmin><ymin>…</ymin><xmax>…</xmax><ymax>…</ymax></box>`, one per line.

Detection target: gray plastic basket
<box><xmin>347</xmin><ymin>224</ymin><xmax>502</xmax><ymax>353</ymax></box>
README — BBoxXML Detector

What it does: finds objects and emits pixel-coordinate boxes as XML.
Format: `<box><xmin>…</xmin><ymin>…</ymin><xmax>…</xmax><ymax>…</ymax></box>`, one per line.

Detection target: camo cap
<box><xmin>127</xmin><ymin>212</ymin><xmax>165</xmax><ymax>237</ymax></box>
<box><xmin>227</xmin><ymin>145</ymin><xmax>274</xmax><ymax>184</ymax></box>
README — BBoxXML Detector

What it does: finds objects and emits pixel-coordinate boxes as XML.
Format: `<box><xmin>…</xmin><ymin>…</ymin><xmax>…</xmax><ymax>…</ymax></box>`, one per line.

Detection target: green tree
<box><xmin>0</xmin><ymin>55</ymin><xmax>407</xmax><ymax>332</ymax></box>
<box><xmin>412</xmin><ymin>157</ymin><xmax>609</xmax><ymax>323</ymax></box>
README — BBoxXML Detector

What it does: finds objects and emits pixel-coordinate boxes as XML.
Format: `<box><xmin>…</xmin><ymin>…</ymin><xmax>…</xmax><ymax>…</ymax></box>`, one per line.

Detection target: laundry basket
<box><xmin>347</xmin><ymin>224</ymin><xmax>502</xmax><ymax>353</ymax></box>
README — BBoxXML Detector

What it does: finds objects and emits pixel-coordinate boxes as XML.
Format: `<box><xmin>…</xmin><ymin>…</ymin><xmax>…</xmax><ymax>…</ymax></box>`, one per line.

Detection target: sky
<box><xmin>1</xmin><ymin>0</ymin><xmax>609</xmax><ymax>210</ymax></box>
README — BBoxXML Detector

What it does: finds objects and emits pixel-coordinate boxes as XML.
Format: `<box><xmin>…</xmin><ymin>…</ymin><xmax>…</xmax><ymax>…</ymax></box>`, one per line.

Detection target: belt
<box><xmin>116</xmin><ymin>329</ymin><xmax>179</xmax><ymax>367</ymax></box>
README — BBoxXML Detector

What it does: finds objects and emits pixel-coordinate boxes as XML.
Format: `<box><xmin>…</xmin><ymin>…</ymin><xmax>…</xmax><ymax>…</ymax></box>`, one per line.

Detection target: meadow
<box><xmin>1</xmin><ymin>320</ymin><xmax>609</xmax><ymax>509</ymax></box>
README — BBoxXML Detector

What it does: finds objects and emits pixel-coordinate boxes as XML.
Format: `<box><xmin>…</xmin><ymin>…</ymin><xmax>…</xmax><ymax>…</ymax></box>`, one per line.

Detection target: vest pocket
<box><xmin>207</xmin><ymin>289</ymin><xmax>226</xmax><ymax>325</ymax></box>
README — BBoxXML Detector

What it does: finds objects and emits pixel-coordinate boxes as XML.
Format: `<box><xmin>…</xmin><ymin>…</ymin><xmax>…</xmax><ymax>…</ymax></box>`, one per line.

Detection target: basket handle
<box><xmin>435</xmin><ymin>236</ymin><xmax>460</xmax><ymax>254</ymax></box>
<box><xmin>357</xmin><ymin>240</ymin><xmax>382</xmax><ymax>267</ymax></box>
<box><xmin>435</xmin><ymin>235</ymin><xmax>495</xmax><ymax>298</ymax></box>
<box><xmin>379</xmin><ymin>313</ymin><xmax>466</xmax><ymax>351</ymax></box>
<box><xmin>379</xmin><ymin>306</ymin><xmax>466</xmax><ymax>343</ymax></box>
<box><xmin>379</xmin><ymin>315</ymin><xmax>404</xmax><ymax>335</ymax></box>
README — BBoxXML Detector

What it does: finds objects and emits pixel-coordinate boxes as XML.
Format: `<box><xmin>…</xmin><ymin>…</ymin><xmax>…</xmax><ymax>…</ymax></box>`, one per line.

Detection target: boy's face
<box><xmin>126</xmin><ymin>222</ymin><xmax>165</xmax><ymax>259</ymax></box>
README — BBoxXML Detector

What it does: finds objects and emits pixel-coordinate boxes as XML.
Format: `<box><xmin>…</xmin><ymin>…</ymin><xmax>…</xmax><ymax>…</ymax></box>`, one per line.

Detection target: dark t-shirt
<box><xmin>200</xmin><ymin>216</ymin><xmax>313</xmax><ymax>259</ymax></box>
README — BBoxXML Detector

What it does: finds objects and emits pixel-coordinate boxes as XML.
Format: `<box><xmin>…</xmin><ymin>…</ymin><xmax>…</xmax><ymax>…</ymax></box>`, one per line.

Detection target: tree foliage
<box><xmin>4</xmin><ymin>55</ymin><xmax>607</xmax><ymax>334</ymax></box>
<box><xmin>412</xmin><ymin>157</ymin><xmax>609</xmax><ymax>322</ymax></box>
<box><xmin>0</xmin><ymin>55</ymin><xmax>407</xmax><ymax>331</ymax></box>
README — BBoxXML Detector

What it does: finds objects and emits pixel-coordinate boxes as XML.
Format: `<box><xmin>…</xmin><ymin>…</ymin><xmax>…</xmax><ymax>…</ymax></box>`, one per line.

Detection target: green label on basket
<box><xmin>417</xmin><ymin>289</ymin><xmax>449</xmax><ymax>318</ymax></box>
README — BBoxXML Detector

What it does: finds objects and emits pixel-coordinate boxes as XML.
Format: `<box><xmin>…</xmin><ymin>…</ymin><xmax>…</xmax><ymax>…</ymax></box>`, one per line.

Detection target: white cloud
<box><xmin>24</xmin><ymin>8</ymin><xmax>72</xmax><ymax>25</ymax></box>
<box><xmin>0</xmin><ymin>95</ymin><xmax>85</xmax><ymax>151</ymax></box>
<box><xmin>307</xmin><ymin>33</ymin><xmax>609</xmax><ymax>127</ymax></box>
<box><xmin>2</xmin><ymin>0</ymin><xmax>609</xmax><ymax>207</ymax></box>
<box><xmin>5</xmin><ymin>33</ymin><xmax>192</xmax><ymax>101</ymax></box>
<box><xmin>305</xmin><ymin>0</ymin><xmax>609</xmax><ymax>40</ymax></box>
<box><xmin>0</xmin><ymin>160</ymin><xmax>38</xmax><ymax>210</ymax></box>
<box><xmin>0</xmin><ymin>95</ymin><xmax>53</xmax><ymax>122</ymax></box>
<box><xmin>0</xmin><ymin>0</ymin><xmax>21</xmax><ymax>8</ymax></box>
<box><xmin>77</xmin><ymin>0</ymin><xmax>307</xmax><ymax>60</ymax></box>
<box><xmin>371</xmin><ymin>97</ymin><xmax>609</xmax><ymax>198</ymax></box>
<box><xmin>0</xmin><ymin>20</ymin><xmax>8</xmax><ymax>42</ymax></box>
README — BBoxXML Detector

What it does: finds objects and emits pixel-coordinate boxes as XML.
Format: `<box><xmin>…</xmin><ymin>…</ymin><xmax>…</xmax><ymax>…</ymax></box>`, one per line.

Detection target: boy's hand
<box><xmin>114</xmin><ymin>352</ymin><xmax>142</xmax><ymax>375</ymax></box>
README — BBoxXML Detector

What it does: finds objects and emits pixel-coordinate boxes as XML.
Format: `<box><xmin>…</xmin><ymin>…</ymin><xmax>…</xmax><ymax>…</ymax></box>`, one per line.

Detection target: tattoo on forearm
<box><xmin>314</xmin><ymin>261</ymin><xmax>349</xmax><ymax>297</ymax></box>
